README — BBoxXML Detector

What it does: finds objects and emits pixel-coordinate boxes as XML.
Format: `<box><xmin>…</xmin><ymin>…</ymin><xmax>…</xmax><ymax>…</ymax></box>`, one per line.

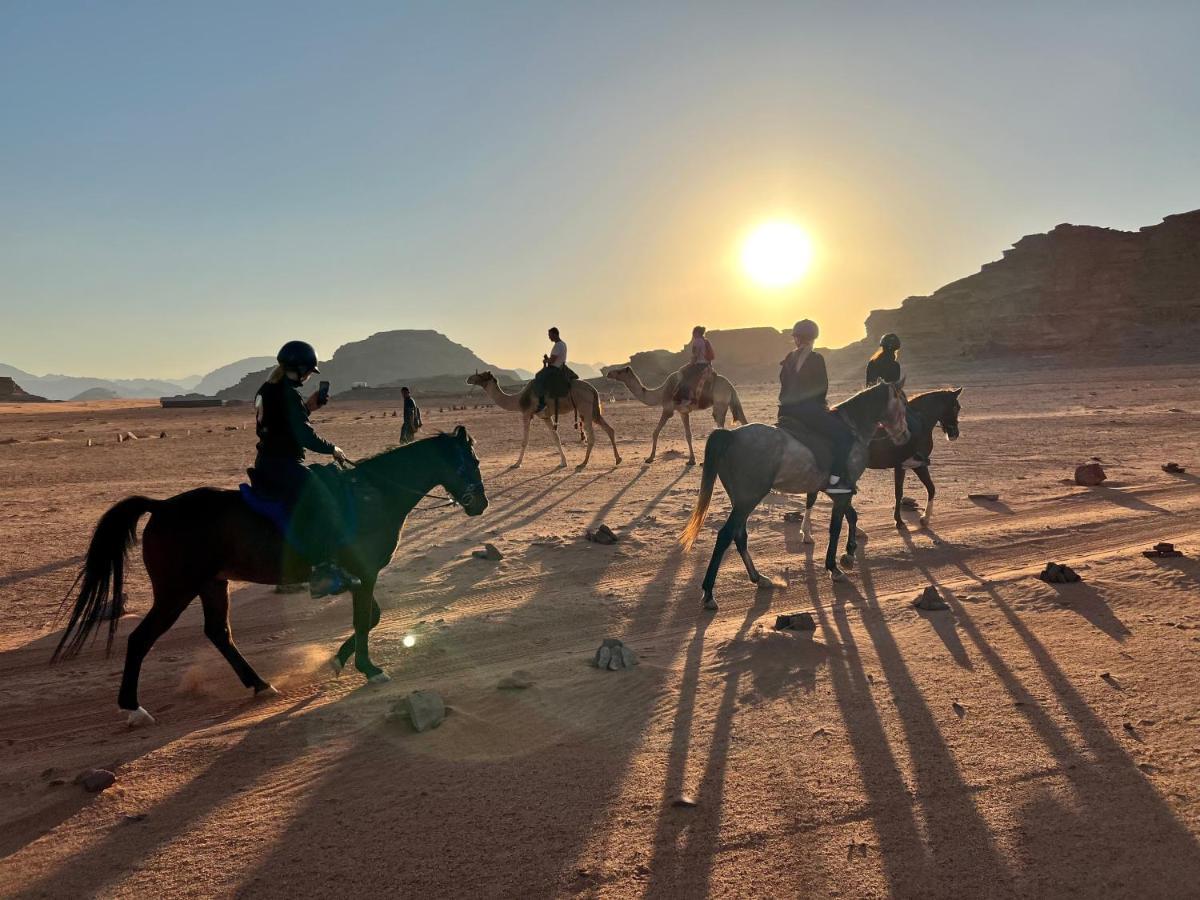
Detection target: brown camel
<box><xmin>604</xmin><ymin>365</ymin><xmax>748</xmax><ymax>465</ymax></box>
<box><xmin>466</xmin><ymin>371</ymin><xmax>621</xmax><ymax>469</ymax></box>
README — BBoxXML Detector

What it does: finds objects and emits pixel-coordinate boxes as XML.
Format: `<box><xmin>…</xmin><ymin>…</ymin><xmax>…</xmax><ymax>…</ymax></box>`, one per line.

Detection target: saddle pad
<box><xmin>776</xmin><ymin>416</ymin><xmax>834</xmax><ymax>474</ymax></box>
<box><xmin>239</xmin><ymin>462</ymin><xmax>358</xmax><ymax>544</ymax></box>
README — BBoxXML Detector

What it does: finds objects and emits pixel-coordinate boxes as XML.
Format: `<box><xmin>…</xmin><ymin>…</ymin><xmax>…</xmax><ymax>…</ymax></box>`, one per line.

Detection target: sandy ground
<box><xmin>1</xmin><ymin>366</ymin><xmax>1199</xmax><ymax>898</ymax></box>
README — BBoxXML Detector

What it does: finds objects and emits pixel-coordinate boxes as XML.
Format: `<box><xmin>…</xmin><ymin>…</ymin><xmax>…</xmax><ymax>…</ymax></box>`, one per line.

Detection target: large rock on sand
<box><xmin>1074</xmin><ymin>463</ymin><xmax>1107</xmax><ymax>486</ymax></box>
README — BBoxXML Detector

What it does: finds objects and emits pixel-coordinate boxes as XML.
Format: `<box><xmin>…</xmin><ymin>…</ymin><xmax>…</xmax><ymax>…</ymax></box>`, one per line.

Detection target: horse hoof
<box><xmin>756</xmin><ymin>576</ymin><xmax>779</xmax><ymax>590</ymax></box>
<box><xmin>703</xmin><ymin>597</ymin><xmax>719</xmax><ymax>611</ymax></box>
<box><xmin>329</xmin><ymin>655</ymin><xmax>345</xmax><ymax>677</ymax></box>
<box><xmin>827</xmin><ymin>568</ymin><xmax>847</xmax><ymax>583</ymax></box>
<box><xmin>368</xmin><ymin>672</ymin><xmax>392</xmax><ymax>685</ymax></box>
<box><xmin>509</xmin><ymin>463</ymin><xmax>522</xmax><ymax>470</ymax></box>
<box><xmin>124</xmin><ymin>706</ymin><xmax>155</xmax><ymax>728</ymax></box>
<box><xmin>614</xmin><ymin>456</ymin><xmax>622</xmax><ymax>465</ymax></box>
<box><xmin>255</xmin><ymin>683</ymin><xmax>280</xmax><ymax>698</ymax></box>
<box><xmin>686</xmin><ymin>459</ymin><xmax>697</xmax><ymax>466</ymax></box>
<box><xmin>840</xmin><ymin>553</ymin><xmax>855</xmax><ymax>569</ymax></box>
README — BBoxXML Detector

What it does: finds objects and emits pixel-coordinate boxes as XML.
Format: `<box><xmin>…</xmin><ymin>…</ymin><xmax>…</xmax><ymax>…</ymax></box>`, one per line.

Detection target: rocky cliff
<box><xmin>0</xmin><ymin>377</ymin><xmax>48</xmax><ymax>403</ymax></box>
<box><xmin>217</xmin><ymin>330</ymin><xmax>519</xmax><ymax>401</ymax></box>
<box><xmin>829</xmin><ymin>209</ymin><xmax>1200</xmax><ymax>371</ymax></box>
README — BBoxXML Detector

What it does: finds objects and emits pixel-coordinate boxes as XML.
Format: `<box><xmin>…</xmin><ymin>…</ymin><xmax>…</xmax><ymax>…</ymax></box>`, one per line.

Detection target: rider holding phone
<box><xmin>251</xmin><ymin>341</ymin><xmax>358</xmax><ymax>597</ymax></box>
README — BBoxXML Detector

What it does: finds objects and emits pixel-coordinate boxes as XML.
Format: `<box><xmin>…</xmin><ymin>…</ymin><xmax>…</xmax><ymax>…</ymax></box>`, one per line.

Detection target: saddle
<box><xmin>672</xmin><ymin>366</ymin><xmax>717</xmax><ymax>409</ymax></box>
<box><xmin>776</xmin><ymin>415</ymin><xmax>835</xmax><ymax>474</ymax></box>
<box><xmin>240</xmin><ymin>462</ymin><xmax>358</xmax><ymax>546</ymax></box>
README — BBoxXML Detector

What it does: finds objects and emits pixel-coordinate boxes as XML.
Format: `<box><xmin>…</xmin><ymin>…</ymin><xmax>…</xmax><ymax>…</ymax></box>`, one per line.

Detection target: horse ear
<box><xmin>453</xmin><ymin>425</ymin><xmax>467</xmax><ymax>441</ymax></box>
<box><xmin>953</xmin><ymin>387</ymin><xmax>963</xmax><ymax>396</ymax></box>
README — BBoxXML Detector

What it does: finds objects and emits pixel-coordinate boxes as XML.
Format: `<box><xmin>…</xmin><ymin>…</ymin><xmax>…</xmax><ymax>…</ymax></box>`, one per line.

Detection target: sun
<box><xmin>741</xmin><ymin>220</ymin><xmax>813</xmax><ymax>288</ymax></box>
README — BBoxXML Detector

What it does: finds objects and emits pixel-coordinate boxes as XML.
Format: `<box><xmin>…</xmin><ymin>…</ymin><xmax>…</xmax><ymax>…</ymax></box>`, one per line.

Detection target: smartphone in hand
<box><xmin>318</xmin><ymin>380</ymin><xmax>331</xmax><ymax>405</ymax></box>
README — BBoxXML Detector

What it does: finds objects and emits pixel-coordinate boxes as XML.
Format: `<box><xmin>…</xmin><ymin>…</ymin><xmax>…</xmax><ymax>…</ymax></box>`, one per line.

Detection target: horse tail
<box><xmin>52</xmin><ymin>496</ymin><xmax>159</xmax><ymax>662</ymax></box>
<box><xmin>728</xmin><ymin>385</ymin><xmax>748</xmax><ymax>426</ymax></box>
<box><xmin>680</xmin><ymin>428</ymin><xmax>735</xmax><ymax>551</ymax></box>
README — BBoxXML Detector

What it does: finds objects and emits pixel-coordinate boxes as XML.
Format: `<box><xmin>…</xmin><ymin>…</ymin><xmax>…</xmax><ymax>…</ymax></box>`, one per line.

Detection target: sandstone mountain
<box><xmin>193</xmin><ymin>357</ymin><xmax>276</xmax><ymax>396</ymax></box>
<box><xmin>0</xmin><ymin>377</ymin><xmax>48</xmax><ymax>403</ymax></box>
<box><xmin>217</xmin><ymin>330</ymin><xmax>519</xmax><ymax>401</ymax></box>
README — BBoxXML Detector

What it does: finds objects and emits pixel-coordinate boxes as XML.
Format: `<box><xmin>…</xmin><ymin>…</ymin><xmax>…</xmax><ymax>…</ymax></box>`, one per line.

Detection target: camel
<box><xmin>466</xmin><ymin>371</ymin><xmax>621</xmax><ymax>470</ymax></box>
<box><xmin>604</xmin><ymin>365</ymin><xmax>748</xmax><ymax>465</ymax></box>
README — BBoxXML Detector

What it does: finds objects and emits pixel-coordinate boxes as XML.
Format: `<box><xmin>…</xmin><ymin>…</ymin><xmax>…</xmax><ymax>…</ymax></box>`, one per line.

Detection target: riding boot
<box><xmin>310</xmin><ymin>562</ymin><xmax>362</xmax><ymax>598</ymax></box>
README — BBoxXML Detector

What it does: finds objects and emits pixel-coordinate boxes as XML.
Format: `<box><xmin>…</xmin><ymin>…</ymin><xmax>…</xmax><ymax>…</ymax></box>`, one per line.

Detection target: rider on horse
<box><xmin>866</xmin><ymin>333</ymin><xmax>926</xmax><ymax>468</ymax></box>
<box><xmin>250</xmin><ymin>340</ymin><xmax>360</xmax><ymax>598</ymax></box>
<box><xmin>778</xmin><ymin>319</ymin><xmax>856</xmax><ymax>494</ymax></box>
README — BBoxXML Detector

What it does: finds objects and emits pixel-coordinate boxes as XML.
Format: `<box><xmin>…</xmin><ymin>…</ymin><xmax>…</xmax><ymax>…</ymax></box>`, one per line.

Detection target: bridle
<box><xmin>339</xmin><ymin>445</ymin><xmax>482</xmax><ymax>512</ymax></box>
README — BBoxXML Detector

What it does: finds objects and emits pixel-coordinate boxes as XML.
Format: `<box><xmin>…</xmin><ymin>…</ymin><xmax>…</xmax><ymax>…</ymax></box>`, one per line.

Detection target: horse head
<box><xmin>434</xmin><ymin>426</ymin><xmax>488</xmax><ymax>516</ymax></box>
<box><xmin>940</xmin><ymin>388</ymin><xmax>963</xmax><ymax>441</ymax></box>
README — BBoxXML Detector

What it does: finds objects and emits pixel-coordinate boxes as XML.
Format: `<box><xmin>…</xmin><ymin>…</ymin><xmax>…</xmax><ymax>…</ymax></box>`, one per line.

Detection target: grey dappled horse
<box><xmin>680</xmin><ymin>381</ymin><xmax>910</xmax><ymax>610</ymax></box>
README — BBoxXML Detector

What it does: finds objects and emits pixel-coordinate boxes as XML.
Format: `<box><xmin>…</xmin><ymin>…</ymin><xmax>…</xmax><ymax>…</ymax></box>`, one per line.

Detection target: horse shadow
<box><xmin>968</xmin><ymin>496</ymin><xmax>1015</xmax><ymax>515</ymax></box>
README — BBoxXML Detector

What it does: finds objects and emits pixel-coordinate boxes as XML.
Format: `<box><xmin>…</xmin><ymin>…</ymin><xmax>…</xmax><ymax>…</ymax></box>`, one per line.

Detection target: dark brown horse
<box><xmin>52</xmin><ymin>427</ymin><xmax>487</xmax><ymax>726</ymax></box>
<box><xmin>799</xmin><ymin>387</ymin><xmax>962</xmax><ymax>536</ymax></box>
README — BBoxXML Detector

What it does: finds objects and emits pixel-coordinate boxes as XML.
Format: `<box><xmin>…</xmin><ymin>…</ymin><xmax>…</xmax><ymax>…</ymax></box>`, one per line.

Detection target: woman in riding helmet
<box><xmin>866</xmin><ymin>333</ymin><xmax>903</xmax><ymax>386</ymax></box>
<box><xmin>778</xmin><ymin>319</ymin><xmax>856</xmax><ymax>493</ymax></box>
<box><xmin>865</xmin><ymin>333</ymin><xmax>926</xmax><ymax>467</ymax></box>
<box><xmin>251</xmin><ymin>340</ymin><xmax>358</xmax><ymax>597</ymax></box>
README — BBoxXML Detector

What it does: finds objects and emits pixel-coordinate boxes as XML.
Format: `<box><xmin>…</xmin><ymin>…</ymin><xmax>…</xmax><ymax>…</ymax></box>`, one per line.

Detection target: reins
<box><xmin>337</xmin><ymin>457</ymin><xmax>460</xmax><ymax>512</ymax></box>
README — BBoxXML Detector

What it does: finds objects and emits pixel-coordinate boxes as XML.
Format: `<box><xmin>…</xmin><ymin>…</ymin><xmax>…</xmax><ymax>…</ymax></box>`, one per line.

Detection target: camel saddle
<box><xmin>672</xmin><ymin>366</ymin><xmax>717</xmax><ymax>409</ymax></box>
<box><xmin>776</xmin><ymin>415</ymin><xmax>834</xmax><ymax>474</ymax></box>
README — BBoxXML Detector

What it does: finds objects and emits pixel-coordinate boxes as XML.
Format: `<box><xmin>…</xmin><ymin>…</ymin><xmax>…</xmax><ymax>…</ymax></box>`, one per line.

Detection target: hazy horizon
<box><xmin>4</xmin><ymin>2</ymin><xmax>1198</xmax><ymax>380</ymax></box>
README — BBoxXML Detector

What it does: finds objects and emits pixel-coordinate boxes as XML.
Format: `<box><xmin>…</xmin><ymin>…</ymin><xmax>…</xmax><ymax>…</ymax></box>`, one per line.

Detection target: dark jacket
<box><xmin>866</xmin><ymin>353</ymin><xmax>902</xmax><ymax>386</ymax></box>
<box><xmin>255</xmin><ymin>379</ymin><xmax>335</xmax><ymax>461</ymax></box>
<box><xmin>779</xmin><ymin>350</ymin><xmax>828</xmax><ymax>407</ymax></box>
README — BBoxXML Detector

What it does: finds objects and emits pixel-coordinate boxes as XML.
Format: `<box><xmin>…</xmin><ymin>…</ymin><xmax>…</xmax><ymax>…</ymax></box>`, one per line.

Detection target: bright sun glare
<box><xmin>741</xmin><ymin>221</ymin><xmax>813</xmax><ymax>288</ymax></box>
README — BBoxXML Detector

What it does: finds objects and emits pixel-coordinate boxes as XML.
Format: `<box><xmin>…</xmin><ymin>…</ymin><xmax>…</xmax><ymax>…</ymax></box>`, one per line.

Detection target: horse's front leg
<box><xmin>825</xmin><ymin>497</ymin><xmax>849</xmax><ymax>581</ymax></box>
<box><xmin>916</xmin><ymin>465</ymin><xmax>935</xmax><ymax>527</ymax></box>
<box><xmin>332</xmin><ymin>598</ymin><xmax>381</xmax><ymax>675</ymax></box>
<box><xmin>351</xmin><ymin>578</ymin><xmax>389</xmax><ymax>683</ymax></box>
<box><xmin>840</xmin><ymin>501</ymin><xmax>859</xmax><ymax>570</ymax></box>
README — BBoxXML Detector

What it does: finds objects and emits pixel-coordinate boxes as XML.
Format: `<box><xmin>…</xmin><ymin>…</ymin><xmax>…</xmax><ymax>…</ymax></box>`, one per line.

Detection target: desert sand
<box><xmin>1</xmin><ymin>366</ymin><xmax>1199</xmax><ymax>898</ymax></box>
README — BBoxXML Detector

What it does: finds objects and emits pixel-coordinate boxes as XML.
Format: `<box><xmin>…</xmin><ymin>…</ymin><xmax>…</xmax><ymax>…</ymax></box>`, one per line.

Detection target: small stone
<box><xmin>1039</xmin><ymin>562</ymin><xmax>1081</xmax><ymax>584</ymax></box>
<box><xmin>952</xmin><ymin>701</ymin><xmax>967</xmax><ymax>717</ymax></box>
<box><xmin>586</xmin><ymin>524</ymin><xmax>618</xmax><ymax>545</ymax></box>
<box><xmin>122</xmin><ymin>813</ymin><xmax>147</xmax><ymax>823</ymax></box>
<box><xmin>592</xmin><ymin>638</ymin><xmax>636</xmax><ymax>669</ymax></box>
<box><xmin>671</xmin><ymin>795</ymin><xmax>698</xmax><ymax>808</ymax></box>
<box><xmin>497</xmin><ymin>671</ymin><xmax>534</xmax><ymax>690</ymax></box>
<box><xmin>774</xmin><ymin>612</ymin><xmax>816</xmax><ymax>631</ymax></box>
<box><xmin>1163</xmin><ymin>462</ymin><xmax>1186</xmax><ymax>474</ymax></box>
<box><xmin>76</xmin><ymin>768</ymin><xmax>116</xmax><ymax>793</ymax></box>
<box><xmin>1074</xmin><ymin>463</ymin><xmax>1107</xmax><ymax>486</ymax></box>
<box><xmin>472</xmin><ymin>543</ymin><xmax>503</xmax><ymax>561</ymax></box>
<box><xmin>913</xmin><ymin>586</ymin><xmax>950</xmax><ymax>611</ymax></box>
<box><xmin>390</xmin><ymin>690</ymin><xmax>446</xmax><ymax>733</ymax></box>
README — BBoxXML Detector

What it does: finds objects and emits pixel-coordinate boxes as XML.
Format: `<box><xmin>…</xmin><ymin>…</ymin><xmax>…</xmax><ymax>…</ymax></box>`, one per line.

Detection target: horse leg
<box><xmin>199</xmin><ymin>579</ymin><xmax>274</xmax><ymax>697</ymax></box>
<box><xmin>894</xmin><ymin>466</ymin><xmax>906</xmax><ymax>528</ymax></box>
<box><xmin>351</xmin><ymin>576</ymin><xmax>389</xmax><ymax>683</ymax></box>
<box><xmin>646</xmin><ymin>408</ymin><xmax>671</xmax><ymax>462</ymax></box>
<box><xmin>513</xmin><ymin>415</ymin><xmax>531</xmax><ymax>468</ymax></box>
<box><xmin>801</xmin><ymin>492</ymin><xmax>817</xmax><ymax>545</ymax></box>
<box><xmin>545</xmin><ymin>417</ymin><xmax>568</xmax><ymax>468</ymax></box>
<box><xmin>118</xmin><ymin>590</ymin><xmax>193</xmax><ymax>726</ymax></box>
<box><xmin>840</xmin><ymin>501</ymin><xmax>859</xmax><ymax>569</ymax></box>
<box><xmin>332</xmin><ymin>599</ymin><xmax>381</xmax><ymax>675</ymax></box>
<box><xmin>681</xmin><ymin>412</ymin><xmax>696</xmax><ymax>466</ymax></box>
<box><xmin>733</xmin><ymin>523</ymin><xmax>761</xmax><ymax>584</ymax></box>
<box><xmin>576</xmin><ymin>416</ymin><xmax>596</xmax><ymax>470</ymax></box>
<box><xmin>916</xmin><ymin>465</ymin><xmax>936</xmax><ymax>527</ymax></box>
<box><xmin>595</xmin><ymin>411</ymin><xmax>621</xmax><ymax>465</ymax></box>
<box><xmin>825</xmin><ymin>496</ymin><xmax>850</xmax><ymax>581</ymax></box>
<box><xmin>701</xmin><ymin>503</ymin><xmax>755</xmax><ymax>612</ymax></box>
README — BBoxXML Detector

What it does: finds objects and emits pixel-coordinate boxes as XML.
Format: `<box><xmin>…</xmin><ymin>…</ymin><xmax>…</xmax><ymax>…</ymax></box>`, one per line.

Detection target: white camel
<box><xmin>466</xmin><ymin>371</ymin><xmax>621</xmax><ymax>469</ymax></box>
<box><xmin>604</xmin><ymin>365</ymin><xmax>748</xmax><ymax>465</ymax></box>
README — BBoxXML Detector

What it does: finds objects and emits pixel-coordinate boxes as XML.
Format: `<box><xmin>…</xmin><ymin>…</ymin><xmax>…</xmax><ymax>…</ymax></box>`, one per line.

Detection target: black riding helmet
<box><xmin>880</xmin><ymin>333</ymin><xmax>901</xmax><ymax>351</ymax></box>
<box><xmin>277</xmin><ymin>340</ymin><xmax>320</xmax><ymax>375</ymax></box>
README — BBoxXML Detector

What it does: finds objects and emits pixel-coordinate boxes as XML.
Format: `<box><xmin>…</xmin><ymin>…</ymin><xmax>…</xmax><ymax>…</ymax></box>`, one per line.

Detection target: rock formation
<box><xmin>0</xmin><ymin>377</ymin><xmax>48</xmax><ymax>402</ymax></box>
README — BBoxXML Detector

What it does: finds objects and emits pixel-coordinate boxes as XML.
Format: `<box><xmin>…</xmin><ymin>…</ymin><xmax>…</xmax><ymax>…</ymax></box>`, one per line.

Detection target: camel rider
<box><xmin>675</xmin><ymin>325</ymin><xmax>715</xmax><ymax>403</ymax></box>
<box><xmin>251</xmin><ymin>340</ymin><xmax>360</xmax><ymax>598</ymax></box>
<box><xmin>534</xmin><ymin>326</ymin><xmax>571</xmax><ymax>414</ymax></box>
<box><xmin>778</xmin><ymin>319</ymin><xmax>856</xmax><ymax>494</ymax></box>
<box><xmin>866</xmin><ymin>333</ymin><xmax>927</xmax><ymax>468</ymax></box>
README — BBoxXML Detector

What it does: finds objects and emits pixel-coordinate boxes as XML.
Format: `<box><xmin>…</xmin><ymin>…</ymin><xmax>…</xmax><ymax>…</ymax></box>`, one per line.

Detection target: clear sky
<box><xmin>2</xmin><ymin>1</ymin><xmax>1198</xmax><ymax>379</ymax></box>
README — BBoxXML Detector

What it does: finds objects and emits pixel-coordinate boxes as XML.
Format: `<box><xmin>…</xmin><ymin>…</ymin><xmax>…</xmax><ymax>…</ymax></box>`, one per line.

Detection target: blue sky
<box><xmin>2</xmin><ymin>1</ymin><xmax>1198</xmax><ymax>379</ymax></box>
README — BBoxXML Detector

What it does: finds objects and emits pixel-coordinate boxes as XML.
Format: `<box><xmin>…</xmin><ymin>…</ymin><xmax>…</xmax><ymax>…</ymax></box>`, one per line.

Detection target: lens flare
<box><xmin>741</xmin><ymin>221</ymin><xmax>813</xmax><ymax>288</ymax></box>
<box><xmin>402</xmin><ymin>634</ymin><xmax>416</xmax><ymax>648</ymax></box>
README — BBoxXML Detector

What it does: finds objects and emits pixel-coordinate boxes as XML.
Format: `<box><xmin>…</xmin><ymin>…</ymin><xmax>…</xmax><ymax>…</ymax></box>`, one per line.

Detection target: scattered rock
<box><xmin>471</xmin><ymin>543</ymin><xmax>503</xmax><ymax>561</ymax></box>
<box><xmin>591</xmin><ymin>638</ymin><xmax>638</xmax><ymax>670</ymax></box>
<box><xmin>1039</xmin><ymin>562</ymin><xmax>1082</xmax><ymax>584</ymax></box>
<box><xmin>1074</xmin><ymin>463</ymin><xmax>1107</xmax><ymax>486</ymax></box>
<box><xmin>671</xmin><ymin>795</ymin><xmax>698</xmax><ymax>808</ymax></box>
<box><xmin>389</xmin><ymin>690</ymin><xmax>446</xmax><ymax>733</ymax></box>
<box><xmin>586</xmin><ymin>524</ymin><xmax>618</xmax><ymax>545</ymax></box>
<box><xmin>1143</xmin><ymin>542</ymin><xmax>1183</xmax><ymax>559</ymax></box>
<box><xmin>968</xmin><ymin>492</ymin><xmax>1001</xmax><ymax>502</ymax></box>
<box><xmin>159</xmin><ymin>431</ymin><xmax>168</xmax><ymax>439</ymax></box>
<box><xmin>773</xmin><ymin>612</ymin><xmax>816</xmax><ymax>632</ymax></box>
<box><xmin>1162</xmin><ymin>462</ymin><xmax>1186</xmax><ymax>474</ymax></box>
<box><xmin>952</xmin><ymin>700</ymin><xmax>967</xmax><ymax>717</ymax></box>
<box><xmin>912</xmin><ymin>586</ymin><xmax>949</xmax><ymax>611</ymax></box>
<box><xmin>76</xmin><ymin>768</ymin><xmax>116</xmax><ymax>793</ymax></box>
<box><xmin>122</xmin><ymin>813</ymin><xmax>147</xmax><ymax>823</ymax></box>
<box><xmin>497</xmin><ymin>671</ymin><xmax>534</xmax><ymax>690</ymax></box>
